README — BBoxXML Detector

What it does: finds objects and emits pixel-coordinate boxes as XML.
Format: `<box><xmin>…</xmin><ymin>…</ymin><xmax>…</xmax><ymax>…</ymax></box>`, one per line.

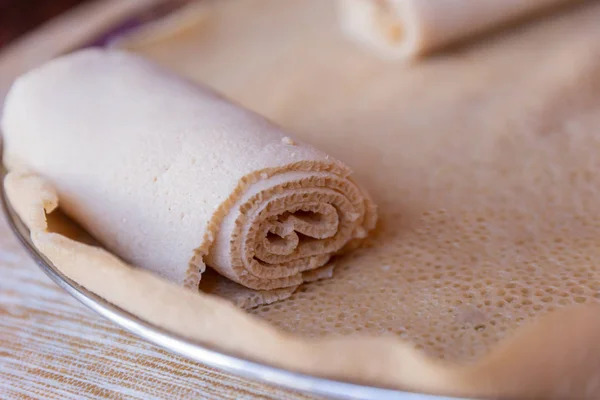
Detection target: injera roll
<box><xmin>339</xmin><ymin>0</ymin><xmax>577</xmax><ymax>59</ymax></box>
<box><xmin>1</xmin><ymin>49</ymin><xmax>376</xmax><ymax>296</ymax></box>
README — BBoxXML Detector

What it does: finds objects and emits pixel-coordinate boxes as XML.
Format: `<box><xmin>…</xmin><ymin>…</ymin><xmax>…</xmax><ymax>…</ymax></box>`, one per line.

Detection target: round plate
<box><xmin>0</xmin><ymin>3</ymin><xmax>470</xmax><ymax>399</ymax></box>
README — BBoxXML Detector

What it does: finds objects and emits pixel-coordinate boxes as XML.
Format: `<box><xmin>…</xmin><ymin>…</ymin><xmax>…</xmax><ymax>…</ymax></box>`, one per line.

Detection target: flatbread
<box><xmin>5</xmin><ymin>0</ymin><xmax>600</xmax><ymax>397</ymax></box>
<box><xmin>6</xmin><ymin>170</ymin><xmax>600</xmax><ymax>399</ymax></box>
<box><xmin>122</xmin><ymin>0</ymin><xmax>600</xmax><ymax>355</ymax></box>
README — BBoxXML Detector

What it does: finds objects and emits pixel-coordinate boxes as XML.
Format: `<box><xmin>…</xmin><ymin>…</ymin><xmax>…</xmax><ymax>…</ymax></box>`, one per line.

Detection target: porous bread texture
<box><xmin>123</xmin><ymin>0</ymin><xmax>600</xmax><ymax>365</ymax></box>
<box><xmin>7</xmin><ymin>163</ymin><xmax>600</xmax><ymax>400</ymax></box>
<box><xmin>1</xmin><ymin>48</ymin><xmax>376</xmax><ymax>298</ymax></box>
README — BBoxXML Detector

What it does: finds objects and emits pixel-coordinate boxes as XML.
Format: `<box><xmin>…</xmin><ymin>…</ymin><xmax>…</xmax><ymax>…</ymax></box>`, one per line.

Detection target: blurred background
<box><xmin>0</xmin><ymin>0</ymin><xmax>89</xmax><ymax>47</ymax></box>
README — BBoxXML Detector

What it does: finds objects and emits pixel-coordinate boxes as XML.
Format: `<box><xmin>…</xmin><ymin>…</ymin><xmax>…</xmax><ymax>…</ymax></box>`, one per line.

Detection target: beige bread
<box><xmin>1</xmin><ymin>49</ymin><xmax>376</xmax><ymax>298</ymax></box>
<box><xmin>339</xmin><ymin>0</ymin><xmax>576</xmax><ymax>59</ymax></box>
<box><xmin>5</xmin><ymin>0</ymin><xmax>600</xmax><ymax>397</ymax></box>
<box><xmin>102</xmin><ymin>0</ymin><xmax>600</xmax><ymax>395</ymax></box>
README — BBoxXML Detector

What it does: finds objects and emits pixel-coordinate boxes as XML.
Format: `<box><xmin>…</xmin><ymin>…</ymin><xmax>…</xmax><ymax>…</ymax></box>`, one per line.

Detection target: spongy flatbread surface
<box><xmin>126</xmin><ymin>0</ymin><xmax>600</xmax><ymax>363</ymax></box>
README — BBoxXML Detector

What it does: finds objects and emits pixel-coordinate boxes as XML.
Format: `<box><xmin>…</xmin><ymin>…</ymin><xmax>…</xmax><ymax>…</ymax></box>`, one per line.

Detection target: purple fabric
<box><xmin>84</xmin><ymin>1</ymin><xmax>184</xmax><ymax>48</ymax></box>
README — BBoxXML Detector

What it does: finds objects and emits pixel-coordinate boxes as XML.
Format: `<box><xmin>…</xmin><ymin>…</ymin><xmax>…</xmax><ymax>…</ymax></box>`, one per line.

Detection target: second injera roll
<box><xmin>339</xmin><ymin>0</ymin><xmax>575</xmax><ymax>59</ymax></box>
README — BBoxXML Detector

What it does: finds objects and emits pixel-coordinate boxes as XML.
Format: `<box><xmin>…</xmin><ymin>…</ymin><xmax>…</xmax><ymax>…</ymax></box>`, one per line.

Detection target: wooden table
<box><xmin>0</xmin><ymin>1</ymin><xmax>315</xmax><ymax>398</ymax></box>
